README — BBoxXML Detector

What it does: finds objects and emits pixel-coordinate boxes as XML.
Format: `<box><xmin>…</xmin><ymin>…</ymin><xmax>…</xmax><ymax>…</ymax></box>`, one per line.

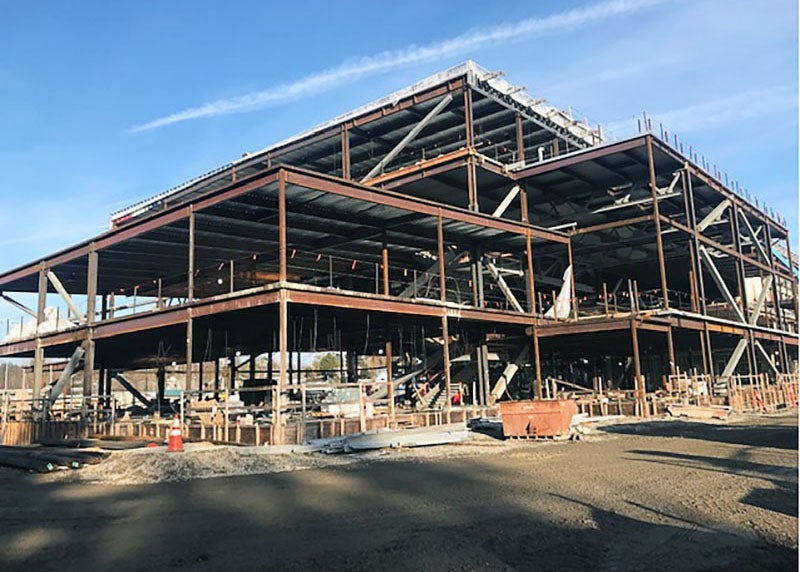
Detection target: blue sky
<box><xmin>0</xmin><ymin>0</ymin><xmax>796</xmax><ymax>290</ymax></box>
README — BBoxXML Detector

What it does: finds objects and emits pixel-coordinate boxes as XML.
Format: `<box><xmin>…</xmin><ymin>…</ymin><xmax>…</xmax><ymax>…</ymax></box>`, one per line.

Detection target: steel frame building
<box><xmin>0</xmin><ymin>61</ymin><xmax>796</xmax><ymax>441</ymax></box>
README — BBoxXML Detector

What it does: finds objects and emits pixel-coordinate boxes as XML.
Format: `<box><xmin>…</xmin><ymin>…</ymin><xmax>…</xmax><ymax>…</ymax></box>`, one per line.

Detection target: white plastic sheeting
<box><xmin>544</xmin><ymin>265</ymin><xmax>573</xmax><ymax>319</ymax></box>
<box><xmin>1</xmin><ymin>307</ymin><xmax>76</xmax><ymax>344</ymax></box>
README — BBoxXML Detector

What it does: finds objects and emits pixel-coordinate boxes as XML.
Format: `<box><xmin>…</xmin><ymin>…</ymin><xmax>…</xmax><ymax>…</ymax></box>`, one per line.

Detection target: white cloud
<box><xmin>604</xmin><ymin>85</ymin><xmax>798</xmax><ymax>138</ymax></box>
<box><xmin>130</xmin><ymin>0</ymin><xmax>665</xmax><ymax>132</ymax></box>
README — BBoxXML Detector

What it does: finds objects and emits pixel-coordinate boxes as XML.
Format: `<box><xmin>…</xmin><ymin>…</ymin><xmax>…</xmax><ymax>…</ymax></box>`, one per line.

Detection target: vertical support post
<box><xmin>33</xmin><ymin>262</ymin><xmax>47</xmax><ymax>401</ymax></box>
<box><xmin>341</xmin><ymin>124</ymin><xmax>350</xmax><ymax>180</ymax></box>
<box><xmin>276</xmin><ymin>290</ymin><xmax>288</xmax><ymax>445</ymax></box>
<box><xmin>463</xmin><ymin>88</ymin><xmax>474</xmax><ymax>149</ymax></box>
<box><xmin>98</xmin><ymin>367</ymin><xmax>107</xmax><ymax>409</ymax></box>
<box><xmin>382</xmin><ymin>233</ymin><xmax>390</xmax><ymax>296</ymax></box>
<box><xmin>533</xmin><ymin>325</ymin><xmax>543</xmax><ymax>400</ymax></box>
<box><xmin>249</xmin><ymin>349</ymin><xmax>256</xmax><ymax>385</ymax></box>
<box><xmin>441</xmin><ymin>314</ymin><xmax>452</xmax><ymax>415</ymax></box>
<box><xmin>525</xmin><ymin>231</ymin><xmax>536</xmax><ymax>314</ymax></box>
<box><xmin>82</xmin><ymin>338</ymin><xmax>94</xmax><ymax>412</ymax></box>
<box><xmin>385</xmin><ymin>337</ymin><xmax>394</xmax><ymax>423</ymax></box>
<box><xmin>666</xmin><ymin>326</ymin><xmax>676</xmax><ymax>375</ymax></box>
<box><xmin>437</xmin><ymin>211</ymin><xmax>451</xmax><ymax>413</ymax></box>
<box><xmin>278</xmin><ymin>170</ymin><xmax>287</xmax><ymax>283</ymax></box>
<box><xmin>185</xmin><ymin>311</ymin><xmax>193</xmax><ymax>392</ymax></box>
<box><xmin>567</xmin><ymin>240</ymin><xmax>578</xmax><ymax>319</ymax></box>
<box><xmin>515</xmin><ymin>112</ymin><xmax>525</xmax><ymax>165</ymax></box>
<box><xmin>437</xmin><ymin>212</ymin><xmax>447</xmax><ymax>303</ymax></box>
<box><xmin>470</xmin><ymin>247</ymin><xmax>480</xmax><ymax>307</ymax></box>
<box><xmin>37</xmin><ymin>262</ymin><xmax>47</xmax><ymax>324</ymax></box>
<box><xmin>645</xmin><ymin>136</ymin><xmax>670</xmax><ymax>309</ymax></box>
<box><xmin>187</xmin><ymin>206</ymin><xmax>195</xmax><ymax>301</ymax></box>
<box><xmin>699</xmin><ymin>330</ymin><xmax>709</xmax><ymax>375</ymax></box>
<box><xmin>467</xmin><ymin>157</ymin><xmax>478</xmax><ymax>212</ymax></box>
<box><xmin>84</xmin><ymin>247</ymin><xmax>98</xmax><ymax>402</ymax></box>
<box><xmin>476</xmin><ymin>246</ymin><xmax>485</xmax><ymax>308</ymax></box>
<box><xmin>519</xmin><ymin>184</ymin><xmax>530</xmax><ymax>224</ymax></box>
<box><xmin>86</xmin><ymin>248</ymin><xmax>97</xmax><ymax>325</ymax></box>
<box><xmin>474</xmin><ymin>329</ymin><xmax>485</xmax><ymax>406</ymax></box>
<box><xmin>631</xmin><ymin>319</ymin><xmax>646</xmax><ymax>417</ymax></box>
<box><xmin>480</xmin><ymin>336</ymin><xmax>490</xmax><ymax>406</ymax></box>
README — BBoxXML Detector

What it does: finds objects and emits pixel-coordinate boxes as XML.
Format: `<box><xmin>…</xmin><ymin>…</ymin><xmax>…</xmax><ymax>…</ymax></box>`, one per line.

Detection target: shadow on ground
<box><xmin>0</xmin><ymin>444</ymin><xmax>796</xmax><ymax>572</ymax></box>
<box><xmin>600</xmin><ymin>416</ymin><xmax>798</xmax><ymax>450</ymax></box>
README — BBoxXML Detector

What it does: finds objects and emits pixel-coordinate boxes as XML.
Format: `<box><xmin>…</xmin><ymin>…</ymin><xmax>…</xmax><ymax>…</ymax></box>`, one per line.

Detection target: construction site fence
<box><xmin>726</xmin><ymin>373</ymin><xmax>799</xmax><ymax>413</ymax></box>
<box><xmin>103</xmin><ymin>406</ymin><xmax>489</xmax><ymax>446</ymax></box>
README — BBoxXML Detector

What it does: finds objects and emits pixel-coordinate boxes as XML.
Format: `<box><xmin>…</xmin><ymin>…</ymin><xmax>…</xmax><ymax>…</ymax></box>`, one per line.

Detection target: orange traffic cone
<box><xmin>168</xmin><ymin>416</ymin><xmax>184</xmax><ymax>452</ymax></box>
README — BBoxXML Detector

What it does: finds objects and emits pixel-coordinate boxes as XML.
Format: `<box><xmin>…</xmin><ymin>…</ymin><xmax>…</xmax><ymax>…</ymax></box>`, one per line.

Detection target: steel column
<box><xmin>185</xmin><ymin>312</ymin><xmax>193</xmax><ymax>391</ymax></box>
<box><xmin>645</xmin><ymin>136</ymin><xmax>670</xmax><ymax>308</ymax></box>
<box><xmin>276</xmin><ymin>290</ymin><xmax>288</xmax><ymax>444</ymax></box>
<box><xmin>341</xmin><ymin>124</ymin><xmax>350</xmax><ymax>180</ymax></box>
<box><xmin>437</xmin><ymin>212</ymin><xmax>451</xmax><ymax>412</ymax></box>
<box><xmin>630</xmin><ymin>319</ymin><xmax>646</xmax><ymax>416</ymax></box>
<box><xmin>278</xmin><ymin>170</ymin><xmax>287</xmax><ymax>282</ymax></box>
<box><xmin>188</xmin><ymin>207</ymin><xmax>195</xmax><ymax>301</ymax></box>
<box><xmin>385</xmin><ymin>338</ymin><xmax>394</xmax><ymax>422</ymax></box>
<box><xmin>515</xmin><ymin>112</ymin><xmax>525</xmax><ymax>165</ymax></box>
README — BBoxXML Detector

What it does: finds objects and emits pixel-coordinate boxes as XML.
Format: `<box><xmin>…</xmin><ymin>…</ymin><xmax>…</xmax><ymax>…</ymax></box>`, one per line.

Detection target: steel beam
<box><xmin>47</xmin><ymin>271</ymin><xmax>86</xmax><ymax>323</ymax></box>
<box><xmin>737</xmin><ymin>210</ymin><xmax>770</xmax><ymax>263</ymax></box>
<box><xmin>485</xmin><ymin>261</ymin><xmax>525</xmax><ymax>313</ymax></box>
<box><xmin>490</xmin><ymin>344</ymin><xmax>528</xmax><ymax>402</ymax></box>
<box><xmin>750</xmin><ymin>275</ymin><xmax>774</xmax><ymax>325</ymax></box>
<box><xmin>698</xmin><ymin>247</ymin><xmax>746</xmax><ymax>323</ymax></box>
<box><xmin>0</xmin><ymin>294</ymin><xmax>36</xmax><ymax>318</ymax></box>
<box><xmin>696</xmin><ymin>199</ymin><xmax>730</xmax><ymax>232</ymax></box>
<box><xmin>111</xmin><ymin>372</ymin><xmax>152</xmax><ymax>408</ymax></box>
<box><xmin>754</xmin><ymin>340</ymin><xmax>780</xmax><ymax>375</ymax></box>
<box><xmin>719</xmin><ymin>338</ymin><xmax>749</xmax><ymax>379</ymax></box>
<box><xmin>361</xmin><ymin>94</ymin><xmax>454</xmax><ymax>182</ymax></box>
<box><xmin>491</xmin><ymin>185</ymin><xmax>521</xmax><ymax>218</ymax></box>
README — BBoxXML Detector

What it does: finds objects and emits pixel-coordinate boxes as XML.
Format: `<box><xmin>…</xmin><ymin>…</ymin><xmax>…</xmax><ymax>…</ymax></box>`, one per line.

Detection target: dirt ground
<box><xmin>0</xmin><ymin>412</ymin><xmax>796</xmax><ymax>571</ymax></box>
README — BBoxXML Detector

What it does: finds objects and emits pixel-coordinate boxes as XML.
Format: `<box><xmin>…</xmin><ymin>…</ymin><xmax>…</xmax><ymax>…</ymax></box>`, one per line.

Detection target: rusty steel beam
<box><xmin>284</xmin><ymin>168</ymin><xmax>568</xmax><ymax>244</ymax></box>
<box><xmin>513</xmin><ymin>136</ymin><xmax>647</xmax><ymax>179</ymax></box>
<box><xmin>361</xmin><ymin>93</ymin><xmax>454</xmax><ymax>182</ymax></box>
<box><xmin>536</xmin><ymin>318</ymin><xmax>631</xmax><ymax>337</ymax></box>
<box><xmin>572</xmin><ymin>215</ymin><xmax>655</xmax><ymax>235</ymax></box>
<box><xmin>350</xmin><ymin>80</ymin><xmax>465</xmax><ymax>128</ymax></box>
<box><xmin>364</xmin><ymin>148</ymin><xmax>470</xmax><ymax>188</ymax></box>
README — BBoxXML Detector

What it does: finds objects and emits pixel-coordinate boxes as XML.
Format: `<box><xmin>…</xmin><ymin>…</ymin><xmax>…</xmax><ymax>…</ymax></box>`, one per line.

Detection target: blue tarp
<box><xmin>772</xmin><ymin>247</ymin><xmax>798</xmax><ymax>278</ymax></box>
